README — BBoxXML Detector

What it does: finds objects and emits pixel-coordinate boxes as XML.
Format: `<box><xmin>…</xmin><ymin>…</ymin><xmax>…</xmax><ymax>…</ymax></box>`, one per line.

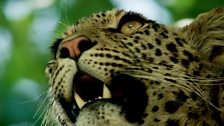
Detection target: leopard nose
<box><xmin>58</xmin><ymin>35</ymin><xmax>96</xmax><ymax>58</ymax></box>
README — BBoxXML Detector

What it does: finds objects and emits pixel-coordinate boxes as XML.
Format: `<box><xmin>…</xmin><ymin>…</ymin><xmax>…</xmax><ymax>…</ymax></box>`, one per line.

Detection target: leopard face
<box><xmin>43</xmin><ymin>8</ymin><xmax>224</xmax><ymax>126</ymax></box>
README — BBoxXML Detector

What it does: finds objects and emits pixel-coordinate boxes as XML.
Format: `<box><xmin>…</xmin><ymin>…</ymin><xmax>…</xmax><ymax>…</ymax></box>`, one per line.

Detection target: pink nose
<box><xmin>58</xmin><ymin>35</ymin><xmax>95</xmax><ymax>58</ymax></box>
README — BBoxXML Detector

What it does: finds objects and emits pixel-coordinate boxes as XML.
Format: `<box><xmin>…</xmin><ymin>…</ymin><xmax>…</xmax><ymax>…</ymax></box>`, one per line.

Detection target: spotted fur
<box><xmin>43</xmin><ymin>7</ymin><xmax>224</xmax><ymax>126</ymax></box>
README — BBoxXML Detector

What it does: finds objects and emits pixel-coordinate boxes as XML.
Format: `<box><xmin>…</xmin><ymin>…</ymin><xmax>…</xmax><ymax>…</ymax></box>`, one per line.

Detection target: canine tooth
<box><xmin>103</xmin><ymin>84</ymin><xmax>111</xmax><ymax>98</ymax></box>
<box><xmin>74</xmin><ymin>93</ymin><xmax>86</xmax><ymax>109</ymax></box>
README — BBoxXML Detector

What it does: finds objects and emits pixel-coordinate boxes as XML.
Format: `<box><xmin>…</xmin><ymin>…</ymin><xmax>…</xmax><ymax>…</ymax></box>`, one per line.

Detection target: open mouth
<box><xmin>73</xmin><ymin>72</ymin><xmax>112</xmax><ymax>108</ymax></box>
<box><xmin>59</xmin><ymin>71</ymin><xmax>112</xmax><ymax>123</ymax></box>
<box><xmin>58</xmin><ymin>71</ymin><xmax>148</xmax><ymax>124</ymax></box>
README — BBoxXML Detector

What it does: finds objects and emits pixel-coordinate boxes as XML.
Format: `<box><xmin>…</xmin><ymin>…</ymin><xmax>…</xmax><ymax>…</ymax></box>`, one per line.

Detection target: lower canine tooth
<box><xmin>103</xmin><ymin>84</ymin><xmax>111</xmax><ymax>98</ymax></box>
<box><xmin>74</xmin><ymin>93</ymin><xmax>86</xmax><ymax>109</ymax></box>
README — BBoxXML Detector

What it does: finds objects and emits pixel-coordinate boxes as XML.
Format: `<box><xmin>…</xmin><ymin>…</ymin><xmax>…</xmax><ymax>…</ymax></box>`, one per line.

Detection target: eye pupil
<box><xmin>128</xmin><ymin>24</ymin><xmax>133</xmax><ymax>29</ymax></box>
<box><xmin>120</xmin><ymin>21</ymin><xmax>143</xmax><ymax>34</ymax></box>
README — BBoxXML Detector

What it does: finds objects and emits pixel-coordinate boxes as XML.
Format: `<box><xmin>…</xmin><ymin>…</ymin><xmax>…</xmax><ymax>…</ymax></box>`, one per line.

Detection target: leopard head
<box><xmin>44</xmin><ymin>9</ymin><xmax>202</xmax><ymax>126</ymax></box>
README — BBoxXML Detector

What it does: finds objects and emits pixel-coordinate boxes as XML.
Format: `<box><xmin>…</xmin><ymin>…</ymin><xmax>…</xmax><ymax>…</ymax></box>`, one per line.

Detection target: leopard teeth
<box><xmin>74</xmin><ymin>84</ymin><xmax>111</xmax><ymax>109</ymax></box>
<box><xmin>87</xmin><ymin>97</ymin><xmax>103</xmax><ymax>103</ymax></box>
<box><xmin>103</xmin><ymin>84</ymin><xmax>111</xmax><ymax>98</ymax></box>
<box><xmin>74</xmin><ymin>93</ymin><xmax>86</xmax><ymax>109</ymax></box>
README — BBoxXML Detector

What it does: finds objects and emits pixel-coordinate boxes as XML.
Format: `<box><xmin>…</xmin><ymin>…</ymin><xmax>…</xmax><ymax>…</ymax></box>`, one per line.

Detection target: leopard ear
<box><xmin>181</xmin><ymin>7</ymin><xmax>224</xmax><ymax>67</ymax></box>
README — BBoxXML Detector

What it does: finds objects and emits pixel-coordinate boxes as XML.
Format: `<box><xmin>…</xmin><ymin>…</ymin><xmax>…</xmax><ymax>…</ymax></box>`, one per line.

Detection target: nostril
<box><xmin>78</xmin><ymin>39</ymin><xmax>97</xmax><ymax>53</ymax></box>
<box><xmin>58</xmin><ymin>35</ymin><xmax>96</xmax><ymax>58</ymax></box>
<box><xmin>59</xmin><ymin>47</ymin><xmax>70</xmax><ymax>58</ymax></box>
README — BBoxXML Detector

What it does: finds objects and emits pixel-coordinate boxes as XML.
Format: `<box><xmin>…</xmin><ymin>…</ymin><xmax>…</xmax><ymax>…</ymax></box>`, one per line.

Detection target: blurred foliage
<box><xmin>162</xmin><ymin>0</ymin><xmax>224</xmax><ymax>21</ymax></box>
<box><xmin>0</xmin><ymin>0</ymin><xmax>222</xmax><ymax>125</ymax></box>
<box><xmin>0</xmin><ymin>0</ymin><xmax>113</xmax><ymax>125</ymax></box>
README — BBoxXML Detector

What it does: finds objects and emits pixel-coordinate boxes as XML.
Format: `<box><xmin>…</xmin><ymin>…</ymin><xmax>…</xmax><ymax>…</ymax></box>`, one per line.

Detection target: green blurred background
<box><xmin>0</xmin><ymin>0</ymin><xmax>223</xmax><ymax>125</ymax></box>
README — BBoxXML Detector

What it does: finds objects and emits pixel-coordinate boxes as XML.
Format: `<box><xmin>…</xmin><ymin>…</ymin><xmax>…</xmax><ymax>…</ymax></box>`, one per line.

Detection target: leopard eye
<box><xmin>120</xmin><ymin>20</ymin><xmax>142</xmax><ymax>34</ymax></box>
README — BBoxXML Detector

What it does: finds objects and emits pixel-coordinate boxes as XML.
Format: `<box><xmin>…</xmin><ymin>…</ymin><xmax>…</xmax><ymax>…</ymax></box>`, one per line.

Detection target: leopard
<box><xmin>42</xmin><ymin>7</ymin><xmax>224</xmax><ymax>126</ymax></box>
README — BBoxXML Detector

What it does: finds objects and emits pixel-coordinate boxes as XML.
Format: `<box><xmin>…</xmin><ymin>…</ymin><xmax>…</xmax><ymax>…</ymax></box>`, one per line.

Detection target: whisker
<box><xmin>33</xmin><ymin>102</ymin><xmax>49</xmax><ymax>126</ymax></box>
<box><xmin>33</xmin><ymin>92</ymin><xmax>49</xmax><ymax>119</ymax></box>
<box><xmin>123</xmin><ymin>63</ymin><xmax>222</xmax><ymax>111</ymax></box>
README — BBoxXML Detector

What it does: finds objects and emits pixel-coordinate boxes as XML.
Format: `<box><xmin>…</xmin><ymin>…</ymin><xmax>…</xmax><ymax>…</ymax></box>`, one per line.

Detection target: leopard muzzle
<box><xmin>47</xmin><ymin>57</ymin><xmax>148</xmax><ymax>124</ymax></box>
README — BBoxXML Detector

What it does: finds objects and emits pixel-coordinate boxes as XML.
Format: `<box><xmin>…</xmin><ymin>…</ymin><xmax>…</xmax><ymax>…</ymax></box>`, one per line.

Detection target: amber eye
<box><xmin>120</xmin><ymin>20</ymin><xmax>142</xmax><ymax>34</ymax></box>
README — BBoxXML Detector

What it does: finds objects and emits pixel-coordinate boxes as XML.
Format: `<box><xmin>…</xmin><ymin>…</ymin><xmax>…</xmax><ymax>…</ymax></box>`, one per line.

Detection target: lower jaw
<box><xmin>59</xmin><ymin>97</ymin><xmax>79</xmax><ymax>123</ymax></box>
<box><xmin>60</xmin><ymin>73</ymin><xmax>148</xmax><ymax>124</ymax></box>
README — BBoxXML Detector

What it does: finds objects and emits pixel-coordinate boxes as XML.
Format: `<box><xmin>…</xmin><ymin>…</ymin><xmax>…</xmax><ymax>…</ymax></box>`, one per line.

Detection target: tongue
<box><xmin>79</xmin><ymin>74</ymin><xmax>96</xmax><ymax>81</ymax></box>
